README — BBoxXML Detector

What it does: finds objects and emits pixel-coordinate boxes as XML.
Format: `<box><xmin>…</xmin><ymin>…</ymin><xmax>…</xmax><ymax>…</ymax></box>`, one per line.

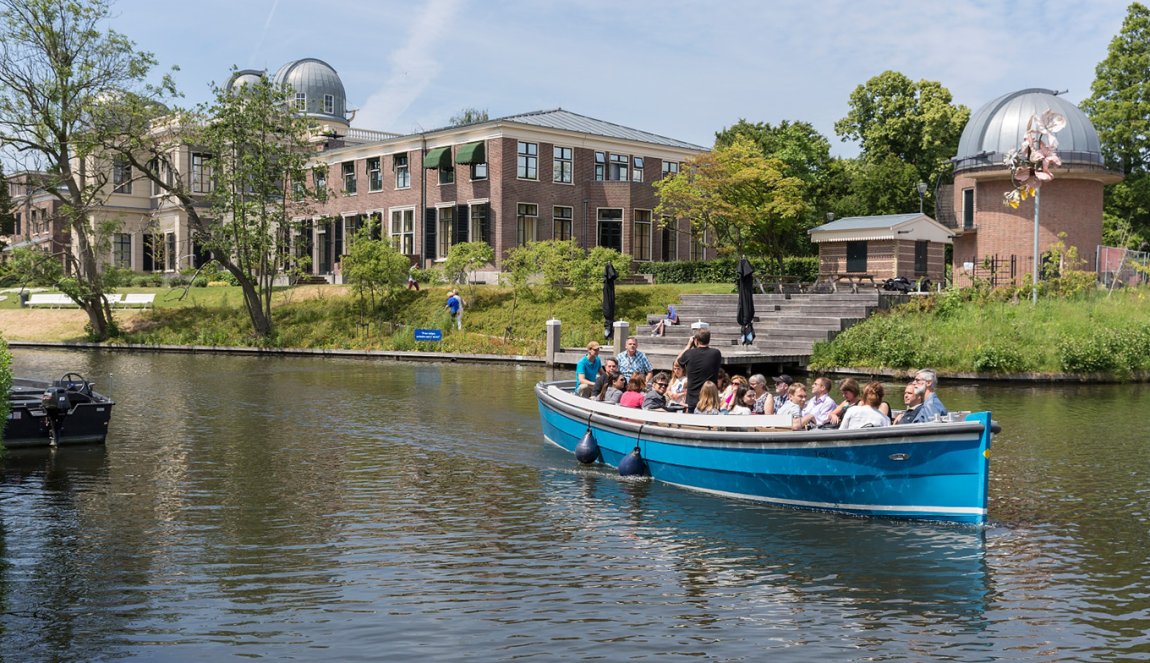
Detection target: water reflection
<box><xmin>2</xmin><ymin>349</ymin><xmax>1149</xmax><ymax>660</ymax></box>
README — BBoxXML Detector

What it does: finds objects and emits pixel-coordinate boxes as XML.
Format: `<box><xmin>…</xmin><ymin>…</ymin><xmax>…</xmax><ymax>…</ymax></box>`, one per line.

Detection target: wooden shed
<box><xmin>807</xmin><ymin>213</ymin><xmax>953</xmax><ymax>285</ymax></box>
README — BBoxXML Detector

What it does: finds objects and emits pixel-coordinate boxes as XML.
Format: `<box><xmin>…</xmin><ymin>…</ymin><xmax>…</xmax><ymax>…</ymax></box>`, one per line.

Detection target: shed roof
<box><xmin>808</xmin><ymin>213</ymin><xmax>953</xmax><ymax>244</ymax></box>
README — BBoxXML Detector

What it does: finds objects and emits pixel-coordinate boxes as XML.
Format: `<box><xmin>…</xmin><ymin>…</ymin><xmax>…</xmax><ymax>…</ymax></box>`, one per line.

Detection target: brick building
<box><xmin>2</xmin><ymin>172</ymin><xmax>69</xmax><ymax>269</ymax></box>
<box><xmin>942</xmin><ymin>88</ymin><xmax>1122</xmax><ymax>287</ymax></box>
<box><xmin>808</xmin><ymin>213</ymin><xmax>951</xmax><ymax>284</ymax></box>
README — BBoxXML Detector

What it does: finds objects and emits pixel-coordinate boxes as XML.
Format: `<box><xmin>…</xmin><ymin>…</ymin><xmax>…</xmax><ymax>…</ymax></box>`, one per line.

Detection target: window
<box><xmin>553</xmin><ymin>206</ymin><xmax>573</xmax><ymax>241</ymax></box>
<box><xmin>112</xmin><ymin>157</ymin><xmax>132</xmax><ymax>194</ymax></box>
<box><xmin>470</xmin><ymin>203</ymin><xmax>489</xmax><ymax>244</ymax></box>
<box><xmin>394</xmin><ymin>154</ymin><xmax>410</xmax><ymax>189</ymax></box>
<box><xmin>323</xmin><ymin>94</ymin><xmax>335</xmax><ymax>115</ymax></box>
<box><xmin>594</xmin><ymin>151</ymin><xmax>606</xmax><ymax>181</ymax></box>
<box><xmin>609</xmin><ymin>154</ymin><xmax>628</xmax><ymax>181</ymax></box>
<box><xmin>437</xmin><ymin>207</ymin><xmax>456</xmax><ymax>258</ymax></box>
<box><xmin>690</xmin><ymin>226</ymin><xmax>706</xmax><ymax>261</ymax></box>
<box><xmin>915</xmin><ymin>240</ymin><xmax>929</xmax><ymax>274</ymax></box>
<box><xmin>962</xmin><ymin>187</ymin><xmax>974</xmax><ymax>229</ymax></box>
<box><xmin>295</xmin><ymin>92</ymin><xmax>306</xmax><ymax>110</ymax></box>
<box><xmin>846</xmin><ymin>241</ymin><xmax>868</xmax><ymax>273</ymax></box>
<box><xmin>517</xmin><ymin>203</ymin><xmax>538</xmax><ymax>246</ymax></box>
<box><xmin>439</xmin><ymin>165</ymin><xmax>455</xmax><ymax>185</ymax></box>
<box><xmin>191</xmin><ymin>153</ymin><xmax>213</xmax><ymax>193</ymax></box>
<box><xmin>165</xmin><ymin>232</ymin><xmax>177</xmax><ymax>271</ymax></box>
<box><xmin>313</xmin><ymin>168</ymin><xmax>327</xmax><ymax>193</ymax></box>
<box><xmin>598</xmin><ymin>208</ymin><xmax>623</xmax><ymax>250</ymax></box>
<box><xmin>661</xmin><ymin>216</ymin><xmax>677</xmax><ymax>261</ymax></box>
<box><xmin>113</xmin><ymin>233</ymin><xmax>131</xmax><ymax>269</ymax></box>
<box><xmin>342</xmin><ymin>162</ymin><xmax>356</xmax><ymax>194</ymax></box>
<box><xmin>662</xmin><ymin>160</ymin><xmax>680</xmax><ymax>179</ymax></box>
<box><xmin>633</xmin><ymin>209</ymin><xmax>652</xmax><ymax>260</ymax></box>
<box><xmin>389</xmin><ymin>208</ymin><xmax>414</xmax><ymax>255</ymax></box>
<box><xmin>517</xmin><ymin>141</ymin><xmax>538</xmax><ymax>179</ymax></box>
<box><xmin>148</xmin><ymin>157</ymin><xmax>172</xmax><ymax>196</ymax></box>
<box><xmin>632</xmin><ymin>157</ymin><xmax>644</xmax><ymax>183</ymax></box>
<box><xmin>367</xmin><ymin>157</ymin><xmax>382</xmax><ymax>191</ymax></box>
<box><xmin>471</xmin><ymin>161</ymin><xmax>487</xmax><ymax>180</ymax></box>
<box><xmin>553</xmin><ymin>146</ymin><xmax>573</xmax><ymax>184</ymax></box>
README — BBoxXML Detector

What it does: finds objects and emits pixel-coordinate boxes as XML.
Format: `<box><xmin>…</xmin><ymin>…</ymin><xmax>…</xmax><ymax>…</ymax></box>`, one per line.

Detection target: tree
<box><xmin>835</xmin><ymin>71</ymin><xmax>969</xmax><ymax>207</ymax></box>
<box><xmin>654</xmin><ymin>137</ymin><xmax>807</xmax><ymax>270</ymax></box>
<box><xmin>1082</xmin><ymin>2</ymin><xmax>1150</xmax><ymax>238</ymax></box>
<box><xmin>0</xmin><ymin>0</ymin><xmax>167</xmax><ymax>340</ymax></box>
<box><xmin>715</xmin><ymin>119</ymin><xmax>836</xmax><ymax>244</ymax></box>
<box><xmin>830</xmin><ymin>154</ymin><xmax>922</xmax><ymax>218</ymax></box>
<box><xmin>448</xmin><ymin>107</ymin><xmax>488</xmax><ymax>126</ymax></box>
<box><xmin>342</xmin><ymin>219</ymin><xmax>411</xmax><ymax>321</ymax></box>
<box><xmin>107</xmin><ymin>72</ymin><xmax>318</xmax><ymax>339</ymax></box>
<box><xmin>441</xmin><ymin>240</ymin><xmax>494</xmax><ymax>292</ymax></box>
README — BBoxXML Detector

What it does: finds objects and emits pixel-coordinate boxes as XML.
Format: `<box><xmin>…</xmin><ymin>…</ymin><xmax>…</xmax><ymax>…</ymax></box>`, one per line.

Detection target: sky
<box><xmin>111</xmin><ymin>0</ymin><xmax>1135</xmax><ymax>156</ymax></box>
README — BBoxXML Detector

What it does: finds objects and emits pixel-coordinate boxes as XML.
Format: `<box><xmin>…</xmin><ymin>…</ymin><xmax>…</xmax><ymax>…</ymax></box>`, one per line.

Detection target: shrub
<box><xmin>644</xmin><ymin>256</ymin><xmax>818</xmax><ymax>284</ymax></box>
<box><xmin>972</xmin><ymin>344</ymin><xmax>1028</xmax><ymax>373</ymax></box>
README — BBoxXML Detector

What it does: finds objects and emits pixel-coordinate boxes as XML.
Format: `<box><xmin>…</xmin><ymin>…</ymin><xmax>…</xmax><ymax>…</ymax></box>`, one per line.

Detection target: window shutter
<box><xmin>455</xmin><ymin>205</ymin><xmax>469</xmax><ymax>245</ymax></box>
<box><xmin>424</xmin><ymin>208</ymin><xmax>437</xmax><ymax>260</ymax></box>
<box><xmin>481</xmin><ymin>203</ymin><xmax>492</xmax><ymax>246</ymax></box>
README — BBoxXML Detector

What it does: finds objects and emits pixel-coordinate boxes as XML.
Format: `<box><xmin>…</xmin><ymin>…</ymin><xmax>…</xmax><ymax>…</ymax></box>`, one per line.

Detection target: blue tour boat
<box><xmin>536</xmin><ymin>380</ymin><xmax>994</xmax><ymax>524</ymax></box>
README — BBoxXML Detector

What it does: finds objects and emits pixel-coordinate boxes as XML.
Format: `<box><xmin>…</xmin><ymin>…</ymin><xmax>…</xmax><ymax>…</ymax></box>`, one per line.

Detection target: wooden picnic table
<box><xmin>755</xmin><ymin>274</ymin><xmax>805</xmax><ymax>294</ymax></box>
<box><xmin>829</xmin><ymin>273</ymin><xmax>876</xmax><ymax>293</ymax></box>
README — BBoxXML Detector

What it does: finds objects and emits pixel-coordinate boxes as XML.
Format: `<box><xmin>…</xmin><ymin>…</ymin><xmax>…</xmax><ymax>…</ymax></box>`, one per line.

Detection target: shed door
<box><xmin>846</xmin><ymin>241</ymin><xmax>868</xmax><ymax>273</ymax></box>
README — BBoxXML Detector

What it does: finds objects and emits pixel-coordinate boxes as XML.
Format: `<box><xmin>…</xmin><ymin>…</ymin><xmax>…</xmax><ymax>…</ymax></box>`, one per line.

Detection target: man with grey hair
<box><xmin>910</xmin><ymin>368</ymin><xmax>949</xmax><ymax>423</ymax></box>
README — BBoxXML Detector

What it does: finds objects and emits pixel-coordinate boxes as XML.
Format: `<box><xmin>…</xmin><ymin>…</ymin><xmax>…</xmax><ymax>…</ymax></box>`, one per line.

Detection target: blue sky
<box><xmin>113</xmin><ymin>0</ymin><xmax>1133</xmax><ymax>155</ymax></box>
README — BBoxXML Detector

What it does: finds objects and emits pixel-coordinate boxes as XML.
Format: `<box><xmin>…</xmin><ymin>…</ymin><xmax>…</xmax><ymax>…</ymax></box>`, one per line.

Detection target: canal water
<box><xmin>2</xmin><ymin>349</ymin><xmax>1148</xmax><ymax>661</ymax></box>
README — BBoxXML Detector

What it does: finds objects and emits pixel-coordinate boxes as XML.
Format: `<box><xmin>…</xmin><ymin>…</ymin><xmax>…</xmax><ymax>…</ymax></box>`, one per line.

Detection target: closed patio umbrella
<box><xmin>737</xmin><ymin>257</ymin><xmax>755</xmax><ymax>345</ymax></box>
<box><xmin>603</xmin><ymin>262</ymin><xmax>618</xmax><ymax>340</ymax></box>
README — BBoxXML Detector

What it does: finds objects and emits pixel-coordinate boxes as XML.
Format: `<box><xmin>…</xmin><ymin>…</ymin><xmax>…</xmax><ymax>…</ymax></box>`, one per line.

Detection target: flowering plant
<box><xmin>1002</xmin><ymin>110</ymin><xmax>1065</xmax><ymax>208</ymax></box>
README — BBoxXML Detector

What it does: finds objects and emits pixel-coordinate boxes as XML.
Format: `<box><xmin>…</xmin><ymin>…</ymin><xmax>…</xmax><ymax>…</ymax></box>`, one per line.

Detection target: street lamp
<box><xmin>916</xmin><ymin>181</ymin><xmax>928</xmax><ymax>214</ymax></box>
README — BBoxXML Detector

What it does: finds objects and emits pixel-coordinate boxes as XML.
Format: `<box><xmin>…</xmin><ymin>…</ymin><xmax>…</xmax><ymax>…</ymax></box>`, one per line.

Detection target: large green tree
<box><xmin>1082</xmin><ymin>2</ymin><xmax>1150</xmax><ymax>240</ymax></box>
<box><xmin>0</xmin><ymin>0</ymin><xmax>167</xmax><ymax>340</ymax></box>
<box><xmin>835</xmin><ymin>71</ymin><xmax>969</xmax><ymax>213</ymax></box>
<box><xmin>654</xmin><ymin>136</ymin><xmax>807</xmax><ymax>269</ymax></box>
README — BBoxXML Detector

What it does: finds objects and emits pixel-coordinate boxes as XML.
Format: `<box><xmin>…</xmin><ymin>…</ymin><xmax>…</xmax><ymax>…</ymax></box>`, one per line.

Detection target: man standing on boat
<box><xmin>910</xmin><ymin>369</ymin><xmax>948</xmax><ymax>422</ymax></box>
<box><xmin>675</xmin><ymin>329</ymin><xmax>722</xmax><ymax>413</ymax></box>
<box><xmin>617</xmin><ymin>336</ymin><xmax>653</xmax><ymax>383</ymax></box>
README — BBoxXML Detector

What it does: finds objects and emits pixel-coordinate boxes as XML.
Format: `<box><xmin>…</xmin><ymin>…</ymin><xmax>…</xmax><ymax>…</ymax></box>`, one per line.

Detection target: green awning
<box><xmin>455</xmin><ymin>141</ymin><xmax>486</xmax><ymax>165</ymax></box>
<box><xmin>423</xmin><ymin>146</ymin><xmax>452</xmax><ymax>169</ymax></box>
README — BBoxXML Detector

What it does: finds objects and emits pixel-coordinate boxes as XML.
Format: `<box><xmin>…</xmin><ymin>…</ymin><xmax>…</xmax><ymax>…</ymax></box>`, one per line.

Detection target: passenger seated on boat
<box><xmin>840</xmin><ymin>382</ymin><xmax>891</xmax><ymax>429</ymax></box>
<box><xmin>727</xmin><ymin>385</ymin><xmax>754</xmax><ymax>415</ymax></box>
<box><xmin>893</xmin><ymin>383</ymin><xmax>924</xmax><ymax>424</ymax></box>
<box><xmin>642</xmin><ymin>371</ymin><xmax>672</xmax><ymax>410</ymax></box>
<box><xmin>806</xmin><ymin>376</ymin><xmax>837</xmax><ymax>427</ymax></box>
<box><xmin>694</xmin><ymin>381</ymin><xmax>722</xmax><ymax>415</ymax></box>
<box><xmin>575</xmin><ymin>342</ymin><xmax>602</xmax><ymax>397</ymax></box>
<box><xmin>592</xmin><ymin>358</ymin><xmax>619</xmax><ymax>399</ymax></box>
<box><xmin>828</xmin><ymin>377</ymin><xmax>861</xmax><ymax>427</ymax></box>
<box><xmin>666</xmin><ymin>363</ymin><xmax>688</xmax><ymax>407</ymax></box>
<box><xmin>619</xmin><ymin>375</ymin><xmax>647</xmax><ymax>409</ymax></box>
<box><xmin>772</xmin><ymin>374</ymin><xmax>794</xmax><ymax>412</ymax></box>
<box><xmin>909</xmin><ymin>368</ymin><xmax>949</xmax><ymax>423</ymax></box>
<box><xmin>748</xmin><ymin>374</ymin><xmax>774</xmax><ymax>415</ymax></box>
<box><xmin>721</xmin><ymin>374</ymin><xmax>748</xmax><ymax>412</ymax></box>
<box><xmin>777</xmin><ymin>382</ymin><xmax>815</xmax><ymax>430</ymax></box>
<box><xmin>598</xmin><ymin>372</ymin><xmax>626</xmax><ymax>404</ymax></box>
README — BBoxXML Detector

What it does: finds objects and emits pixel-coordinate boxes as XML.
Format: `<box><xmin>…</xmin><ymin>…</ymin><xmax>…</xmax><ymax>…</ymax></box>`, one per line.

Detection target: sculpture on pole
<box><xmin>1003</xmin><ymin>110</ymin><xmax>1065</xmax><ymax>302</ymax></box>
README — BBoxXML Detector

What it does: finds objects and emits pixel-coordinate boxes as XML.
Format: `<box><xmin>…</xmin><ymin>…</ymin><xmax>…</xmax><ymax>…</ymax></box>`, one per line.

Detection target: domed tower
<box><xmin>271</xmin><ymin>58</ymin><xmax>351</xmax><ymax>137</ymax></box>
<box><xmin>948</xmin><ymin>88</ymin><xmax>1121</xmax><ymax>286</ymax></box>
<box><xmin>227</xmin><ymin>69</ymin><xmax>266</xmax><ymax>90</ymax></box>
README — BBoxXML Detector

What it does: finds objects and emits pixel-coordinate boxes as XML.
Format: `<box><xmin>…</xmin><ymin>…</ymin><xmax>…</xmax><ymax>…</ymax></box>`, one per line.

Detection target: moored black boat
<box><xmin>4</xmin><ymin>373</ymin><xmax>115</xmax><ymax>449</ymax></box>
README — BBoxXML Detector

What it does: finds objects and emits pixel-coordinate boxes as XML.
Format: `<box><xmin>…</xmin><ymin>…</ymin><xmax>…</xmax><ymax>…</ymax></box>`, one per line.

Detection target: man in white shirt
<box><xmin>806</xmin><ymin>377</ymin><xmax>837</xmax><ymax>428</ymax></box>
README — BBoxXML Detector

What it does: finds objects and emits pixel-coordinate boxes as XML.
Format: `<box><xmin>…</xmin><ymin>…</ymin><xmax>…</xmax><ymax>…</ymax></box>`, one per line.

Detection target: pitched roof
<box><xmin>808</xmin><ymin>213</ymin><xmax>953</xmax><ymax>244</ymax></box>
<box><xmin>497</xmin><ymin>109</ymin><xmax>707</xmax><ymax>150</ymax></box>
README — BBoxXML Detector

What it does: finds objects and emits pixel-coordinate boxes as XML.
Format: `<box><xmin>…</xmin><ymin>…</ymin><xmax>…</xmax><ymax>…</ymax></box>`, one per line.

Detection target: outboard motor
<box><xmin>41</xmin><ymin>386</ymin><xmax>70</xmax><ymax>413</ymax></box>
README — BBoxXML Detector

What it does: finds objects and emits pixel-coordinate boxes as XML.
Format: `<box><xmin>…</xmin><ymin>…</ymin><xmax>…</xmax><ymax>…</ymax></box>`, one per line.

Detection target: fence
<box><xmin>1097</xmin><ymin>246</ymin><xmax>1150</xmax><ymax>290</ymax></box>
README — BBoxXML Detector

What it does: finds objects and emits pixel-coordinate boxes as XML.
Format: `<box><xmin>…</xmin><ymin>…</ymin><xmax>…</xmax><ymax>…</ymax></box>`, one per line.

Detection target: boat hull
<box><xmin>536</xmin><ymin>381</ymin><xmax>992</xmax><ymax>524</ymax></box>
<box><xmin>4</xmin><ymin>378</ymin><xmax>115</xmax><ymax>449</ymax></box>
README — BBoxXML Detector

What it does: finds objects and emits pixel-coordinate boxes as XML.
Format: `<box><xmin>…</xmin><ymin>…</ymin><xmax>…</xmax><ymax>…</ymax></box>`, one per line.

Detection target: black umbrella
<box><xmin>736</xmin><ymin>257</ymin><xmax>755</xmax><ymax>345</ymax></box>
<box><xmin>603</xmin><ymin>262</ymin><xmax>618</xmax><ymax>340</ymax></box>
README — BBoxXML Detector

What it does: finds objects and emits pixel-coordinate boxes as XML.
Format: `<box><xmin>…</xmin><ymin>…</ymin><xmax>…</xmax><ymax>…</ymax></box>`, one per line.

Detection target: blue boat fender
<box><xmin>575</xmin><ymin>429</ymin><xmax>601</xmax><ymax>464</ymax></box>
<box><xmin>618</xmin><ymin>446</ymin><xmax>648</xmax><ymax>477</ymax></box>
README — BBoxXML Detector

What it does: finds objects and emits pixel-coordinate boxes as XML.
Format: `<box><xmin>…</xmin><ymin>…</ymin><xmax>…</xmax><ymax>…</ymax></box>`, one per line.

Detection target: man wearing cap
<box><xmin>575</xmin><ymin>342</ymin><xmax>602</xmax><ymax>397</ymax></box>
<box><xmin>772</xmin><ymin>374</ymin><xmax>794</xmax><ymax>413</ymax></box>
<box><xmin>675</xmin><ymin>329</ymin><xmax>723</xmax><ymax>412</ymax></box>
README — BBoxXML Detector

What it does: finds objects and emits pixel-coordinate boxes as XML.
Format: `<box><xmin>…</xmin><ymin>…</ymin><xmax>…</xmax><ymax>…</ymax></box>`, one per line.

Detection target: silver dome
<box><xmin>228</xmin><ymin>69</ymin><xmax>266</xmax><ymax>91</ymax></box>
<box><xmin>954</xmin><ymin>88</ymin><xmax>1103</xmax><ymax>172</ymax></box>
<box><xmin>271</xmin><ymin>58</ymin><xmax>348</xmax><ymax>122</ymax></box>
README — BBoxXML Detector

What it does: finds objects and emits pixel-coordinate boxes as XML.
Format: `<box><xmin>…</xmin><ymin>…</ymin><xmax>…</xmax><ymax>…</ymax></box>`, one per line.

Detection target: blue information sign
<box><xmin>414</xmin><ymin>328</ymin><xmax>443</xmax><ymax>342</ymax></box>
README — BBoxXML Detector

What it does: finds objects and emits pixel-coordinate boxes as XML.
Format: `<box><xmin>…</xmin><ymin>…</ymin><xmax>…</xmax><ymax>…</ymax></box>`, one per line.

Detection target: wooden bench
<box><xmin>755</xmin><ymin>274</ymin><xmax>805</xmax><ymax>294</ymax></box>
<box><xmin>830</xmin><ymin>273</ymin><xmax>876</xmax><ymax>293</ymax></box>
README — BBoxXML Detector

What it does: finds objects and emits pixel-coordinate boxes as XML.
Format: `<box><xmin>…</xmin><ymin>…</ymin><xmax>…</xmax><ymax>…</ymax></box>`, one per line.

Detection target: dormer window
<box><xmin>294</xmin><ymin>92</ymin><xmax>306</xmax><ymax>111</ymax></box>
<box><xmin>323</xmin><ymin>94</ymin><xmax>335</xmax><ymax>115</ymax></box>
